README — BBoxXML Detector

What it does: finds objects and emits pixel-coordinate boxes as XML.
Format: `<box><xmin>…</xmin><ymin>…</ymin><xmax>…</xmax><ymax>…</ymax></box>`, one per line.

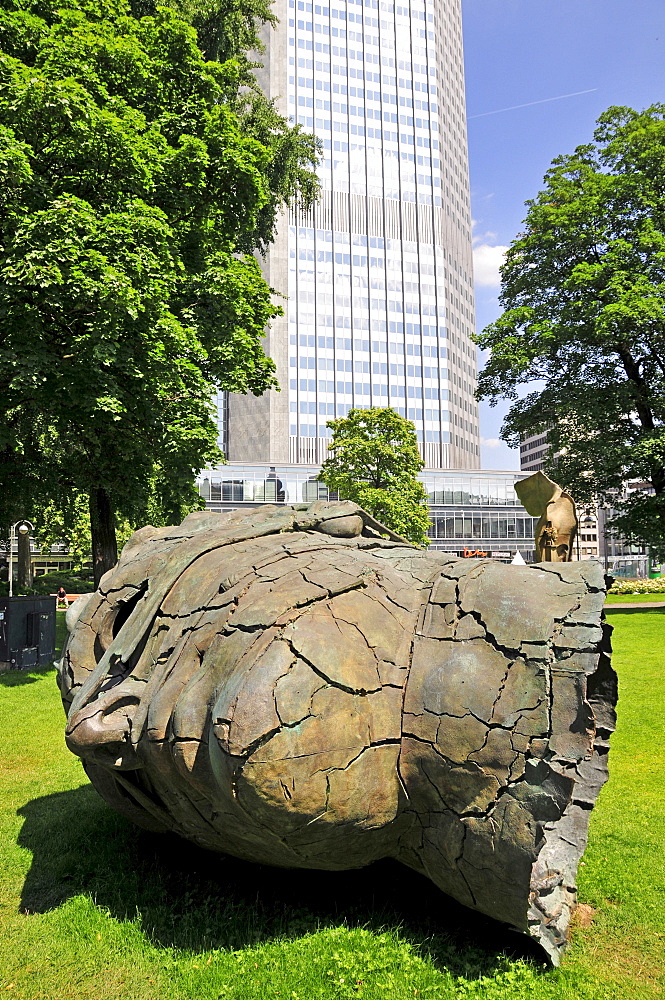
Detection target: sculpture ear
<box><xmin>515</xmin><ymin>471</ymin><xmax>563</xmax><ymax>517</ymax></box>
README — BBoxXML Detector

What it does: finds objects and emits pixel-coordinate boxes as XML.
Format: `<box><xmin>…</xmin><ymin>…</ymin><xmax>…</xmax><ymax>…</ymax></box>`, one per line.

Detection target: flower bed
<box><xmin>608</xmin><ymin>577</ymin><xmax>665</xmax><ymax>594</ymax></box>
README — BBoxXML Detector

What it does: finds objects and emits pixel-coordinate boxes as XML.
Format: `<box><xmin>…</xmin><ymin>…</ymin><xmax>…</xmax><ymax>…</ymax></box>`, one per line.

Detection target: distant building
<box><xmin>519</xmin><ymin>429</ymin><xmax>550</xmax><ymax>472</ymax></box>
<box><xmin>219</xmin><ymin>0</ymin><xmax>481</xmax><ymax>473</ymax></box>
<box><xmin>577</xmin><ymin>505</ymin><xmax>601</xmax><ymax>561</ymax></box>
<box><xmin>519</xmin><ymin>431</ymin><xmax>651</xmax><ymax>571</ymax></box>
<box><xmin>197</xmin><ymin>464</ymin><xmax>538</xmax><ymax>561</ymax></box>
<box><xmin>520</xmin><ymin>428</ymin><xmax>599</xmax><ymax>560</ymax></box>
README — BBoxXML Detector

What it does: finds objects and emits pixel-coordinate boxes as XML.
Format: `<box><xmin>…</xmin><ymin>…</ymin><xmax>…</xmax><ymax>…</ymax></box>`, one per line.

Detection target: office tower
<box><xmin>223</xmin><ymin>0</ymin><xmax>480</xmax><ymax>470</ymax></box>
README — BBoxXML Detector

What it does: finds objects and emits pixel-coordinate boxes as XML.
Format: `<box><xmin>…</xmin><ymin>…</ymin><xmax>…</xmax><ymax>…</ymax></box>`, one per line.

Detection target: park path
<box><xmin>605</xmin><ymin>601</ymin><xmax>665</xmax><ymax>609</ymax></box>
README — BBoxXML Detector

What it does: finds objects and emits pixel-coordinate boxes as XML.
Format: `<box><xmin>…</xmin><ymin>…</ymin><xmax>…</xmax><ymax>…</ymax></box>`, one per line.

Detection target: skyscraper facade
<box><xmin>223</xmin><ymin>0</ymin><xmax>480</xmax><ymax>471</ymax></box>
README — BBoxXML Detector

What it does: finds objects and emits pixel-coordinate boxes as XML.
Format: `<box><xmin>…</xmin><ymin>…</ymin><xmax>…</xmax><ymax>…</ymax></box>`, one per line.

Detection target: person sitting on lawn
<box><xmin>56</xmin><ymin>586</ymin><xmax>68</xmax><ymax>609</ymax></box>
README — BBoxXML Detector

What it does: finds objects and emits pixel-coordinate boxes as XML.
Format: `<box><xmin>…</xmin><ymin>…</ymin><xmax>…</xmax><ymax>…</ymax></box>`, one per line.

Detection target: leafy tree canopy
<box><xmin>0</xmin><ymin>0</ymin><xmax>318</xmax><ymax>582</ymax></box>
<box><xmin>319</xmin><ymin>407</ymin><xmax>431</xmax><ymax>546</ymax></box>
<box><xmin>475</xmin><ymin>105</ymin><xmax>665</xmax><ymax>555</ymax></box>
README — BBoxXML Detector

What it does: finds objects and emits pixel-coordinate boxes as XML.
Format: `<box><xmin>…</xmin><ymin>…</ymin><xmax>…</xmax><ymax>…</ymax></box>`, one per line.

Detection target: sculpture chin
<box><xmin>58</xmin><ymin>501</ymin><xmax>616</xmax><ymax>966</ymax></box>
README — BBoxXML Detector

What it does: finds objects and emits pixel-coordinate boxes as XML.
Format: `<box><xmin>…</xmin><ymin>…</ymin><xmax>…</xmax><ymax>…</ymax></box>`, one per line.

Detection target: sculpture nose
<box><xmin>65</xmin><ymin>687</ymin><xmax>141</xmax><ymax>769</ymax></box>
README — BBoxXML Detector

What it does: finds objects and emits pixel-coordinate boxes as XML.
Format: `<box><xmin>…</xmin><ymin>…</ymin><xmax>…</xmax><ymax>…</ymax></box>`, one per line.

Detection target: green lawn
<box><xmin>0</xmin><ymin>610</ymin><xmax>663</xmax><ymax>999</ymax></box>
<box><xmin>606</xmin><ymin>592</ymin><xmax>665</xmax><ymax>603</ymax></box>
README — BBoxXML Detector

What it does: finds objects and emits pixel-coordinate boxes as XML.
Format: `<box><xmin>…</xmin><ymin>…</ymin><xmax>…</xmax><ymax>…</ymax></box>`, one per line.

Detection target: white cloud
<box><xmin>480</xmin><ymin>437</ymin><xmax>503</xmax><ymax>448</ymax></box>
<box><xmin>472</xmin><ymin>243</ymin><xmax>508</xmax><ymax>287</ymax></box>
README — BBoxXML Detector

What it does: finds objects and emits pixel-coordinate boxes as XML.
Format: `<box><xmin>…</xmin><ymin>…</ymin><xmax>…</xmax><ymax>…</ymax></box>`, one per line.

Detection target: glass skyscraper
<box><xmin>222</xmin><ymin>0</ymin><xmax>480</xmax><ymax>471</ymax></box>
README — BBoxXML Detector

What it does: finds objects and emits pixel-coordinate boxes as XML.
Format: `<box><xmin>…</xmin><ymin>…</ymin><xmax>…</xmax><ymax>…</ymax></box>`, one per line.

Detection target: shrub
<box><xmin>28</xmin><ymin>573</ymin><xmax>92</xmax><ymax>596</ymax></box>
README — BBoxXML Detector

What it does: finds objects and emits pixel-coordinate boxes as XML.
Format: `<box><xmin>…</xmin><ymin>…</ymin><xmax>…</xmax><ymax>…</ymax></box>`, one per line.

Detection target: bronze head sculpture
<box><xmin>58</xmin><ymin>501</ymin><xmax>616</xmax><ymax>965</ymax></box>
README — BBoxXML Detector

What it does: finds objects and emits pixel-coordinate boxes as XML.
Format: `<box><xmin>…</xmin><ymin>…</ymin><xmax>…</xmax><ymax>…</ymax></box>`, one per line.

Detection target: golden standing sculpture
<box><xmin>515</xmin><ymin>471</ymin><xmax>578</xmax><ymax>562</ymax></box>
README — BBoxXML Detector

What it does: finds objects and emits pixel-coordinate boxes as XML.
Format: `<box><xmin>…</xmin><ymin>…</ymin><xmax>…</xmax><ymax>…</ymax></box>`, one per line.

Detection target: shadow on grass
<box><xmin>604</xmin><ymin>606</ymin><xmax>665</xmax><ymax>615</ymax></box>
<box><xmin>16</xmin><ymin>784</ymin><xmax>546</xmax><ymax>980</ymax></box>
<box><xmin>0</xmin><ymin>665</ymin><xmax>56</xmax><ymax>688</ymax></box>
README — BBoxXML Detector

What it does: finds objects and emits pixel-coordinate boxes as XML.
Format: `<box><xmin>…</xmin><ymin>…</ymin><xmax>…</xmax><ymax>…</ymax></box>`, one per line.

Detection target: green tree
<box><xmin>319</xmin><ymin>407</ymin><xmax>431</xmax><ymax>546</ymax></box>
<box><xmin>475</xmin><ymin>105</ymin><xmax>665</xmax><ymax>554</ymax></box>
<box><xmin>0</xmin><ymin>0</ymin><xmax>318</xmax><ymax>585</ymax></box>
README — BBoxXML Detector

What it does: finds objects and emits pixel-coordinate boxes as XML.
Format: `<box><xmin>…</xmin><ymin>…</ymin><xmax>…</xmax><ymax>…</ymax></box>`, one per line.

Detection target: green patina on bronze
<box><xmin>58</xmin><ymin>501</ymin><xmax>616</xmax><ymax>966</ymax></box>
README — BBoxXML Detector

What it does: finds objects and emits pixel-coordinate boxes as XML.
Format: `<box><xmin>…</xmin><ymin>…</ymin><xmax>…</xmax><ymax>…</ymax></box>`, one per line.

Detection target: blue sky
<box><xmin>462</xmin><ymin>0</ymin><xmax>665</xmax><ymax>469</ymax></box>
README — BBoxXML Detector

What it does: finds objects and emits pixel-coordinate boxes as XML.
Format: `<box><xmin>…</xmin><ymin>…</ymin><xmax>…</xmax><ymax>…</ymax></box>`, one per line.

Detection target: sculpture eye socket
<box><xmin>112</xmin><ymin>584</ymin><xmax>148</xmax><ymax>640</ymax></box>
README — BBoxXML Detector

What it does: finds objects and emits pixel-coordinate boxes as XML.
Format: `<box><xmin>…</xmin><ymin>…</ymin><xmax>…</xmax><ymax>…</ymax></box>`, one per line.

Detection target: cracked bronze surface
<box><xmin>58</xmin><ymin>501</ymin><xmax>616</xmax><ymax>964</ymax></box>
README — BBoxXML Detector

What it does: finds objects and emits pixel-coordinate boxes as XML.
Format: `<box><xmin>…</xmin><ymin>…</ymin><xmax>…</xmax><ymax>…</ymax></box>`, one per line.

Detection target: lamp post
<box><xmin>598</xmin><ymin>507</ymin><xmax>610</xmax><ymax>573</ymax></box>
<box><xmin>601</xmin><ymin>490</ymin><xmax>620</xmax><ymax>576</ymax></box>
<box><xmin>580</xmin><ymin>509</ymin><xmax>596</xmax><ymax>560</ymax></box>
<box><xmin>8</xmin><ymin>520</ymin><xmax>34</xmax><ymax>597</ymax></box>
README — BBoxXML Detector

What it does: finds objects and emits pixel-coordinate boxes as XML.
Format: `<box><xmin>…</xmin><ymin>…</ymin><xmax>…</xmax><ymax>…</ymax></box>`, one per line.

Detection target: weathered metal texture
<box><xmin>58</xmin><ymin>501</ymin><xmax>616</xmax><ymax>964</ymax></box>
<box><xmin>514</xmin><ymin>471</ymin><xmax>578</xmax><ymax>563</ymax></box>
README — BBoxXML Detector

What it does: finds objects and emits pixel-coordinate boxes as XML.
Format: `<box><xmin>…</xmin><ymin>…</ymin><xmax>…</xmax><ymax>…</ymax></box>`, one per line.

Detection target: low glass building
<box><xmin>197</xmin><ymin>464</ymin><xmax>538</xmax><ymax>561</ymax></box>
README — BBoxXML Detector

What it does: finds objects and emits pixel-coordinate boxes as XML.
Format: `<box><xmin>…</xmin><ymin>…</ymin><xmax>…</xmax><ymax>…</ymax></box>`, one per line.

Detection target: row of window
<box><xmin>323</xmin><ymin>118</ymin><xmax>440</xmax><ymax>141</ymax></box>
<box><xmin>200</xmin><ymin>476</ymin><xmax>528</xmax><ymax>509</ymax></box>
<box><xmin>288</xmin><ymin>314</ymin><xmax>444</xmax><ymax>332</ymax></box>
<box><xmin>295</xmin><ymin>33</ymin><xmax>435</xmax><ymax>67</ymax></box>
<box><xmin>312</xmin><ymin>5</ymin><xmax>382</xmax><ymax>22</ymax></box>
<box><xmin>290</xmin><ymin>377</ymin><xmax>452</xmax><ymax>402</ymax></box>
<box><xmin>294</xmin><ymin>3</ymin><xmax>434</xmax><ymax>24</ymax></box>
<box><xmin>318</xmin><ymin>133</ymin><xmax>440</xmax><ymax>151</ymax></box>
<box><xmin>297</xmin><ymin>74</ymin><xmax>435</xmax><ymax>95</ymax></box>
<box><xmin>293</xmin><ymin>230</ymin><xmax>389</xmax><ymax>247</ymax></box>
<box><xmin>293</xmin><ymin>0</ymin><xmax>434</xmax><ymax>16</ymax></box>
<box><xmin>291</xmin><ymin>292</ymin><xmax>444</xmax><ymax>313</ymax></box>
<box><xmin>297</xmin><ymin>98</ymin><xmax>437</xmax><ymax>118</ymax></box>
<box><xmin>289</xmin><ymin>229</ymin><xmax>438</xmax><ymax>256</ymax></box>
<box><xmin>294</xmin><ymin>67</ymin><xmax>380</xmax><ymax>84</ymax></box>
<box><xmin>290</xmin><ymin>325</ymin><xmax>449</xmax><ymax>342</ymax></box>
<box><xmin>520</xmin><ymin>435</ymin><xmax>548</xmax><ymax>452</ymax></box>
<box><xmin>293</xmin><ymin>314</ymin><xmax>366</xmax><ymax>331</ymax></box>
<box><xmin>291</xmin><ymin>335</ymin><xmax>447</xmax><ymax>354</ymax></box>
<box><xmin>290</xmin><ymin>357</ymin><xmax>449</xmax><ymax>382</ymax></box>
<box><xmin>294</xmin><ymin>288</ymin><xmax>442</xmax><ymax>304</ymax></box>
<box><xmin>296</xmin><ymin>73</ymin><xmax>438</xmax><ymax>100</ymax></box>
<box><xmin>428</xmin><ymin>516</ymin><xmax>538</xmax><ymax>540</ymax></box>
<box><xmin>294</xmin><ymin>100</ymin><xmax>439</xmax><ymax>134</ymax></box>
<box><xmin>294</xmin><ymin>39</ymin><xmax>392</xmax><ymax>62</ymax></box>
<box><xmin>314</xmin><ymin>84</ymin><xmax>436</xmax><ymax>112</ymax></box>
<box><xmin>295</xmin><ymin>296</ymin><xmax>443</xmax><ymax>317</ymax></box>
<box><xmin>291</xmin><ymin>423</ymin><xmax>448</xmax><ymax>442</ymax></box>
<box><xmin>295</xmin><ymin>280</ymin><xmax>443</xmax><ymax>298</ymax></box>
<box><xmin>201</xmin><ymin>483</ymin><xmax>532</xmax><ymax>509</ymax></box>
<box><xmin>292</xmin><ymin>401</ymin><xmax>447</xmax><ymax>418</ymax></box>
<box><xmin>289</xmin><ymin>53</ymin><xmax>444</xmax><ymax>82</ymax></box>
<box><xmin>292</xmin><ymin>238</ymin><xmax>442</xmax><ymax>264</ymax></box>
<box><xmin>307</xmin><ymin>361</ymin><xmax>450</xmax><ymax>382</ymax></box>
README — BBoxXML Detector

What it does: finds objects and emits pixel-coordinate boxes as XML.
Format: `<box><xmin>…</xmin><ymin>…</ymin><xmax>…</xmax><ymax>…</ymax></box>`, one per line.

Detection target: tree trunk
<box><xmin>89</xmin><ymin>487</ymin><xmax>118</xmax><ymax>589</ymax></box>
<box><xmin>17</xmin><ymin>528</ymin><xmax>32</xmax><ymax>591</ymax></box>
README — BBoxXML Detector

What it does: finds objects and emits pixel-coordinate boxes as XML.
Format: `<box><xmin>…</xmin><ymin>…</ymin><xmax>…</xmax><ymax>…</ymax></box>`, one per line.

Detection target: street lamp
<box><xmin>8</xmin><ymin>520</ymin><xmax>34</xmax><ymax>597</ymax></box>
<box><xmin>576</xmin><ymin>508</ymin><xmax>596</xmax><ymax>561</ymax></box>
<box><xmin>600</xmin><ymin>489</ymin><xmax>621</xmax><ymax>575</ymax></box>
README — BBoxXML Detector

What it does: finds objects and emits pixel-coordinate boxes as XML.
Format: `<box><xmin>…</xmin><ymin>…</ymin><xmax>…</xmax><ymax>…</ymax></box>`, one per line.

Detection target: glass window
<box><xmin>223</xmin><ymin>481</ymin><xmax>244</xmax><ymax>501</ymax></box>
